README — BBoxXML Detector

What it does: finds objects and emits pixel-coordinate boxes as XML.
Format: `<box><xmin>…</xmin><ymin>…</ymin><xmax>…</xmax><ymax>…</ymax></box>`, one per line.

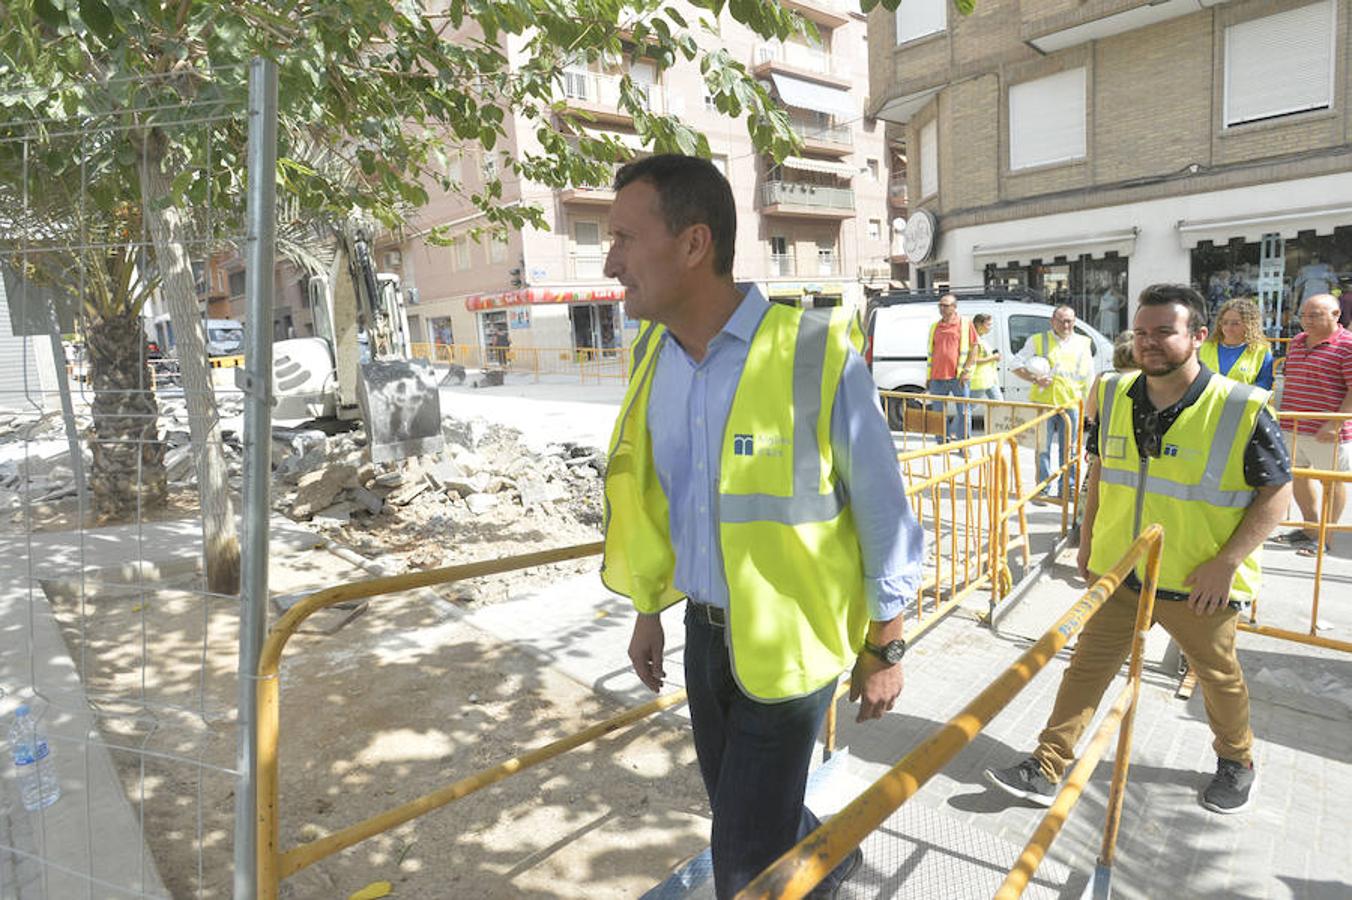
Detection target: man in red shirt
<box><xmin>1273</xmin><ymin>293</ymin><xmax>1352</xmax><ymax>553</ymax></box>
<box><xmin>927</xmin><ymin>294</ymin><xmax>980</xmax><ymax>443</ymax></box>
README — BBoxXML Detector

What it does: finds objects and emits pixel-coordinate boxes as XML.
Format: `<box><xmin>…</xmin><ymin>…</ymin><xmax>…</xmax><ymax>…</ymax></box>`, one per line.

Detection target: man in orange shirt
<box><xmin>927</xmin><ymin>293</ymin><xmax>980</xmax><ymax>443</ymax></box>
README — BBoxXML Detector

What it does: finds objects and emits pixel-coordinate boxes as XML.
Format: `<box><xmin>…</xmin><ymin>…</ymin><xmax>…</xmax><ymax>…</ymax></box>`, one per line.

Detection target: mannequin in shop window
<box><xmin>1292</xmin><ymin>253</ymin><xmax>1338</xmax><ymax>303</ymax></box>
<box><xmin>1097</xmin><ymin>285</ymin><xmax>1121</xmax><ymax>337</ymax></box>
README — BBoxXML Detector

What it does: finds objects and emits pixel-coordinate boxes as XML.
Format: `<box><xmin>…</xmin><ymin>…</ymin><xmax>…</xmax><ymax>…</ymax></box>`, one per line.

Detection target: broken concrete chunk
<box><xmin>518</xmin><ymin>477</ymin><xmax>568</xmax><ymax>508</ymax></box>
<box><xmin>464</xmin><ymin>493</ymin><xmax>499</xmax><ymax>515</ymax></box>
<box><xmin>372</xmin><ymin>472</ymin><xmax>404</xmax><ymax>488</ymax></box>
<box><xmin>423</xmin><ymin>458</ymin><xmax>465</xmax><ymax>489</ymax></box>
<box><xmin>291</xmin><ymin>463</ymin><xmax>360</xmax><ymax>519</ymax></box>
<box><xmin>312</xmin><ymin>501</ymin><xmax>356</xmax><ymax>527</ymax></box>
<box><xmin>388</xmin><ymin>481</ymin><xmax>429</xmax><ymax>506</ymax></box>
<box><xmin>347</xmin><ymin>486</ymin><xmax>385</xmax><ymax>516</ymax></box>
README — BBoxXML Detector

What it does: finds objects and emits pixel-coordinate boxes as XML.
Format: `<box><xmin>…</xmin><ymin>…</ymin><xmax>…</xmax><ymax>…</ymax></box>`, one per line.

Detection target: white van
<box><xmin>205</xmin><ymin>318</ymin><xmax>245</xmax><ymax>357</ymax></box>
<box><xmin>865</xmin><ymin>289</ymin><xmax>1114</xmax><ymax>428</ymax></box>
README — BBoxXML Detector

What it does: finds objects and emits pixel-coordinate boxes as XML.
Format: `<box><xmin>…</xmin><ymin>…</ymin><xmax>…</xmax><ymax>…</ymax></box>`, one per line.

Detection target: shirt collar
<box><xmin>718</xmin><ymin>285</ymin><xmax>770</xmax><ymax>345</ymax></box>
<box><xmin>1128</xmin><ymin>362</ymin><xmax>1213</xmax><ymax>412</ymax></box>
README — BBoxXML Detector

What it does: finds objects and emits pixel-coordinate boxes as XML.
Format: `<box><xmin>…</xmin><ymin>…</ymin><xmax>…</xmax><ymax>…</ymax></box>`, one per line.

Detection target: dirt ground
<box><xmin>41</xmin><ymin>520</ymin><xmax>708</xmax><ymax>899</ymax></box>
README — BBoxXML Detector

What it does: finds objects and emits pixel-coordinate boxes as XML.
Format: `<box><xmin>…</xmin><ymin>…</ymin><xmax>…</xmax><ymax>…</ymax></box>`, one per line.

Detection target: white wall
<box><xmin>936</xmin><ymin>171</ymin><xmax>1352</xmax><ymax>316</ymax></box>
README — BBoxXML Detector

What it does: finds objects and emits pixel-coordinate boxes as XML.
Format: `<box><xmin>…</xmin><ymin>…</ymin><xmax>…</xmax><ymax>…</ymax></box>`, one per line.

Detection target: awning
<box><xmin>574</xmin><ymin>125</ymin><xmax>647</xmax><ymax>153</ymax></box>
<box><xmin>466</xmin><ymin>285</ymin><xmax>626</xmax><ymax>311</ymax></box>
<box><xmin>871</xmin><ymin>86</ymin><xmax>940</xmax><ymax>125</ymax></box>
<box><xmin>972</xmin><ymin>228</ymin><xmax>1138</xmax><ymax>266</ymax></box>
<box><xmin>1176</xmin><ymin>204</ymin><xmax>1352</xmax><ymax>249</ymax></box>
<box><xmin>770</xmin><ymin>73</ymin><xmax>854</xmax><ymax>119</ymax></box>
<box><xmin>781</xmin><ymin>156</ymin><xmax>856</xmax><ymax>178</ymax></box>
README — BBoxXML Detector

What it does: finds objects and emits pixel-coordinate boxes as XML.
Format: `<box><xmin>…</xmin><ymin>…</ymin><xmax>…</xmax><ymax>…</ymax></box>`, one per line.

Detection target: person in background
<box><xmin>969</xmin><ymin>313</ymin><xmax>1002</xmax><ymax>402</ymax></box>
<box><xmin>926</xmin><ymin>294</ymin><xmax>980</xmax><ymax>444</ymax></box>
<box><xmin>1200</xmin><ymin>298</ymin><xmax>1274</xmax><ymax>390</ymax></box>
<box><xmin>1271</xmin><ymin>293</ymin><xmax>1352</xmax><ymax>557</ymax></box>
<box><xmin>1012</xmin><ymin>305</ymin><xmax>1094</xmax><ymax>500</ymax></box>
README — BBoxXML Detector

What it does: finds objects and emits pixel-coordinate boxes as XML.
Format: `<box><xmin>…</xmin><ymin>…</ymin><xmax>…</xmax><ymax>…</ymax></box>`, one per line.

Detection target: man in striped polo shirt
<box><xmin>1273</xmin><ymin>293</ymin><xmax>1352</xmax><ymax>553</ymax></box>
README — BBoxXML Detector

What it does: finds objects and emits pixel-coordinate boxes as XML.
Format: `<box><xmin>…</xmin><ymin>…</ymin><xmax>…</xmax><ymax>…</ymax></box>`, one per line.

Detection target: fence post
<box><xmin>233</xmin><ymin>55</ymin><xmax>278</xmax><ymax>900</ymax></box>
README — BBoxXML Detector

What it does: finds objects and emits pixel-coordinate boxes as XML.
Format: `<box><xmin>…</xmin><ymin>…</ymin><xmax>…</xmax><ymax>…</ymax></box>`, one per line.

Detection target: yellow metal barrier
<box><xmin>255</xmin><ymin>542</ymin><xmax>616</xmax><ymax>899</ymax></box>
<box><xmin>408</xmin><ymin>341</ymin><xmax>631</xmax><ymax>384</ymax></box>
<box><xmin>737</xmin><ymin>524</ymin><xmax>1165</xmax><ymax>900</ymax></box>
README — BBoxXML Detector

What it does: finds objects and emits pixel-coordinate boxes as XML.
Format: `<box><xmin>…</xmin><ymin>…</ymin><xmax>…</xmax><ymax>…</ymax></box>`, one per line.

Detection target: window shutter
<box><xmin>920</xmin><ymin>119</ymin><xmax>938</xmax><ymax>198</ymax></box>
<box><xmin>1009</xmin><ymin>68</ymin><xmax>1087</xmax><ymax>171</ymax></box>
<box><xmin>895</xmin><ymin>0</ymin><xmax>948</xmax><ymax>45</ymax></box>
<box><xmin>1225</xmin><ymin>1</ymin><xmax>1335</xmax><ymax>126</ymax></box>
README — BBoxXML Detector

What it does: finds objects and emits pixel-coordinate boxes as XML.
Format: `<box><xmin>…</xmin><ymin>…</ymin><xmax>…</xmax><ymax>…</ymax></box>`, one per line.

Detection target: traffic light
<box><xmin>509</xmin><ymin>267</ymin><xmax>524</xmax><ymax>289</ymax></box>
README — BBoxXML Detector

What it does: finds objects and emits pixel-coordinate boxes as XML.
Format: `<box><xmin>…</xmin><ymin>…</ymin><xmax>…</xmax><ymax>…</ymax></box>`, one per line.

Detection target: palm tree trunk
<box><xmin>87</xmin><ymin>306</ymin><xmax>166</xmax><ymax>518</ymax></box>
<box><xmin>138</xmin><ymin>131</ymin><xmax>240</xmax><ymax>595</ymax></box>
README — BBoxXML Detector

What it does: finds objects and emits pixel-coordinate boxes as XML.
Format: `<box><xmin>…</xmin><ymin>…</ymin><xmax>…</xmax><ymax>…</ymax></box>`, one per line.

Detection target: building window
<box><xmin>481</xmin><ymin>153</ymin><xmax>498</xmax><ymax>182</ymax></box>
<box><xmin>919</xmin><ymin>119</ymin><xmax>937</xmax><ymax>198</ymax></box>
<box><xmin>1224</xmin><ymin>1</ymin><xmax>1335</xmax><ymax>127</ymax></box>
<box><xmin>769</xmin><ymin>235</ymin><xmax>791</xmax><ymax>276</ymax></box>
<box><xmin>227</xmin><ymin>269</ymin><xmax>246</xmax><ymax>297</ymax></box>
<box><xmin>867</xmin><ymin>219</ymin><xmax>881</xmax><ymax>241</ymax></box>
<box><xmin>453</xmin><ymin>237</ymin><xmax>471</xmax><ymax>271</ymax></box>
<box><xmin>1009</xmin><ymin>68</ymin><xmax>1086</xmax><ymax>171</ymax></box>
<box><xmin>895</xmin><ymin>0</ymin><xmax>947</xmax><ymax>45</ymax></box>
<box><xmin>446</xmin><ymin>154</ymin><xmax>463</xmax><ymax>185</ymax></box>
<box><xmin>866</xmin><ymin>158</ymin><xmax>879</xmax><ymax>182</ymax></box>
<box><xmin>490</xmin><ymin>233</ymin><xmax>509</xmax><ymax>263</ymax></box>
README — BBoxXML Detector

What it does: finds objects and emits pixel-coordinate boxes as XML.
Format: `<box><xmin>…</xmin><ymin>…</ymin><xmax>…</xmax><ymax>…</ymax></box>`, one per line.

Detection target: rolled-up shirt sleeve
<box><xmin>830</xmin><ymin>351</ymin><xmax>925</xmax><ymax>621</ymax></box>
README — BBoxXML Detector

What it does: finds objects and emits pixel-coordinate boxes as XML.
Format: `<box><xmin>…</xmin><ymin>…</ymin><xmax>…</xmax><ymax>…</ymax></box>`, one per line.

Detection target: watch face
<box><xmin>882</xmin><ymin>641</ymin><xmax>906</xmax><ymax>664</ymax></box>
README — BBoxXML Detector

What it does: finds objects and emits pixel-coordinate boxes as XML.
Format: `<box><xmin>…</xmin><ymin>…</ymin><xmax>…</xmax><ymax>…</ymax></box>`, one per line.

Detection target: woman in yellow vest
<box><xmin>969</xmin><ymin>313</ymin><xmax>1002</xmax><ymax>400</ymax></box>
<box><xmin>1200</xmin><ymin>298</ymin><xmax>1274</xmax><ymax>389</ymax></box>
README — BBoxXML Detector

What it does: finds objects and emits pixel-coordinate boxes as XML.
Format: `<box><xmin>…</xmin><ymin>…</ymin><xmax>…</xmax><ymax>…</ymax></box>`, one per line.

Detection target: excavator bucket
<box><xmin>357</xmin><ymin>358</ymin><xmax>445</xmax><ymax>463</ymax></box>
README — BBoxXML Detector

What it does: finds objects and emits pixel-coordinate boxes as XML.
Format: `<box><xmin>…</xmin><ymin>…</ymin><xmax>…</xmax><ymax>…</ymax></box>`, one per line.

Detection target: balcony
<box><xmin>560</xmin><ymin>69</ymin><xmax>665</xmax><ymax>126</ymax></box>
<box><xmin>760</xmin><ymin>181</ymin><xmax>855</xmax><ymax>219</ymax></box>
<box><xmin>571</xmin><ymin>252</ymin><xmax>607</xmax><ymax>280</ymax></box>
<box><xmin>889</xmin><ymin>176</ymin><xmax>909</xmax><ymax>209</ymax></box>
<box><xmin>1022</xmin><ymin>0</ymin><xmax>1209</xmax><ymax>54</ymax></box>
<box><xmin>780</xmin><ymin>0</ymin><xmax>849</xmax><ymax>28</ymax></box>
<box><xmin>788</xmin><ymin>119</ymin><xmax>853</xmax><ymax>156</ymax></box>
<box><xmin>750</xmin><ymin>43</ymin><xmax>850</xmax><ymax>90</ymax></box>
<box><xmin>559</xmin><ymin>185</ymin><xmax>616</xmax><ymax>206</ymax></box>
<box><xmin>767</xmin><ymin>251</ymin><xmax>841</xmax><ymax>277</ymax></box>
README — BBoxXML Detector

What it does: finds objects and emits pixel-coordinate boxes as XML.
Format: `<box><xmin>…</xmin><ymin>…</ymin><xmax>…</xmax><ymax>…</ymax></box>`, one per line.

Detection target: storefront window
<box><xmin>431</xmin><ymin>317</ymin><xmax>455</xmax><ymax>345</ymax></box>
<box><xmin>1190</xmin><ymin>227</ymin><xmax>1351</xmax><ymax>340</ymax></box>
<box><xmin>983</xmin><ymin>255</ymin><xmax>1128</xmax><ymax>337</ymax></box>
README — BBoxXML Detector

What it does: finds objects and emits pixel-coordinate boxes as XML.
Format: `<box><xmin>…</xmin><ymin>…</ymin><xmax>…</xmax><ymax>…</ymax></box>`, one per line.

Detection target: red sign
<box><xmin>465</xmin><ymin>286</ymin><xmax>626</xmax><ymax>311</ymax></box>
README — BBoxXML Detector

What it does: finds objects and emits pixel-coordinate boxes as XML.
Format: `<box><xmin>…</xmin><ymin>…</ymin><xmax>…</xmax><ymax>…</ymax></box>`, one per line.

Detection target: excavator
<box><xmin>272</xmin><ymin>221</ymin><xmax>443</xmax><ymax>463</ymax></box>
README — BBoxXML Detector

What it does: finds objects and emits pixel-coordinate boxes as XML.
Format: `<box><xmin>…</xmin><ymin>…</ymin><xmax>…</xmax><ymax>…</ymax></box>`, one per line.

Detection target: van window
<box><xmin>1074</xmin><ymin>323</ymin><xmax>1099</xmax><ymax>357</ymax></box>
<box><xmin>1008</xmin><ymin>315</ymin><xmax>1047</xmax><ymax>356</ymax></box>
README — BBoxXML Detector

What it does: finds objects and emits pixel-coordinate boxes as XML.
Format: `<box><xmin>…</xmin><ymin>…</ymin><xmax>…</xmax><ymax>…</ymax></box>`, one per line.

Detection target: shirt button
<box><xmin>696</xmin><ymin>460</ymin><xmax>705</xmax><ymax>470</ymax></box>
<box><xmin>695</xmin><ymin>416</ymin><xmax>704</xmax><ymax>426</ymax></box>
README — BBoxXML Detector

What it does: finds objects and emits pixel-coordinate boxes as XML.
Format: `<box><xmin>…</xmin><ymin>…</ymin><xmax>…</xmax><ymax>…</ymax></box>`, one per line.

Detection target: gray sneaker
<box><xmin>1201</xmin><ymin>758</ymin><xmax>1255</xmax><ymax>814</ymax></box>
<box><xmin>985</xmin><ymin>758</ymin><xmax>1057</xmax><ymax>807</ymax></box>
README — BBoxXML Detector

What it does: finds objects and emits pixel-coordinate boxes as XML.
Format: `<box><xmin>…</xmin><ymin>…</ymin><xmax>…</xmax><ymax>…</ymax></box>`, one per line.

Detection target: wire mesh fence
<box><xmin>0</xmin><ymin>63</ymin><xmax>267</xmax><ymax>898</ymax></box>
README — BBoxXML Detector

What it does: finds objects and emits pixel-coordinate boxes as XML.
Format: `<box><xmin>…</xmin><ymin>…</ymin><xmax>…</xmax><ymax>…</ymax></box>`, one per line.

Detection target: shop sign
<box><xmin>904</xmin><ymin>210</ymin><xmax>937</xmax><ymax>264</ymax></box>
<box><xmin>465</xmin><ymin>285</ymin><xmax>627</xmax><ymax>311</ymax></box>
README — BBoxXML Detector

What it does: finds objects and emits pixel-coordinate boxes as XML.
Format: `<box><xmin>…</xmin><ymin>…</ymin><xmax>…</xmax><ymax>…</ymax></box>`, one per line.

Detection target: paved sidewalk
<box><xmin>466</xmin><ymin>500</ymin><xmax>1352</xmax><ymax>899</ymax></box>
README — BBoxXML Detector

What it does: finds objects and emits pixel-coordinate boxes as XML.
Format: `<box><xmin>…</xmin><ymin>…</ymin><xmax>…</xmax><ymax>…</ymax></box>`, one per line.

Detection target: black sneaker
<box><xmin>812</xmin><ymin>846</ymin><xmax>863</xmax><ymax>900</ymax></box>
<box><xmin>984</xmin><ymin>758</ymin><xmax>1057</xmax><ymax>807</ymax></box>
<box><xmin>1201</xmin><ymin>758</ymin><xmax>1255</xmax><ymax>814</ymax></box>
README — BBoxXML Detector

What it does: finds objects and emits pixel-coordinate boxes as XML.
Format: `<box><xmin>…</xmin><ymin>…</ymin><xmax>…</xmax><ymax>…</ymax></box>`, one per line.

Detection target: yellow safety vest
<box><xmin>602</xmin><ymin>304</ymin><xmax>869</xmax><ymax>701</ymax></box>
<box><xmin>926</xmin><ymin>317</ymin><xmax>970</xmax><ymax>381</ymax></box>
<box><xmin>1089</xmin><ymin>372</ymin><xmax>1269</xmax><ymax>601</ymax></box>
<box><xmin>970</xmin><ymin>336</ymin><xmax>998</xmax><ymax>391</ymax></box>
<box><xmin>1198</xmin><ymin>341</ymin><xmax>1267</xmax><ymax>386</ymax></box>
<box><xmin>1028</xmin><ymin>331</ymin><xmax>1092</xmax><ymax>406</ymax></box>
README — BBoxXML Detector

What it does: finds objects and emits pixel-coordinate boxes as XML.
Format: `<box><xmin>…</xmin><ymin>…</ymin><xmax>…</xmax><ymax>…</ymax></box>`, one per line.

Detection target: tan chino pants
<box><xmin>1032</xmin><ymin>584</ymin><xmax>1254</xmax><ymax>781</ymax></box>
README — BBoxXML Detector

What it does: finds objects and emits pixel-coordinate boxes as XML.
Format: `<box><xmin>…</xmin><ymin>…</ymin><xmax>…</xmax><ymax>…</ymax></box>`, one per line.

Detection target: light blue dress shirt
<box><xmin>646</xmin><ymin>288</ymin><xmax>923</xmax><ymax>621</ymax></box>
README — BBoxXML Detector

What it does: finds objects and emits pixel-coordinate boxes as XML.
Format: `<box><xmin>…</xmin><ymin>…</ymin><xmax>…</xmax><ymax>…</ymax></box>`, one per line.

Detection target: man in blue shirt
<box><xmin>602</xmin><ymin>155</ymin><xmax>924</xmax><ymax>897</ymax></box>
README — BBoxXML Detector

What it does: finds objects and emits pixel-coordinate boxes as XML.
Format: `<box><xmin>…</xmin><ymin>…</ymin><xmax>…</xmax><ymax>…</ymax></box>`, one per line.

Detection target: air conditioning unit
<box><xmin>383</xmin><ymin>250</ymin><xmax>402</xmax><ymax>268</ymax></box>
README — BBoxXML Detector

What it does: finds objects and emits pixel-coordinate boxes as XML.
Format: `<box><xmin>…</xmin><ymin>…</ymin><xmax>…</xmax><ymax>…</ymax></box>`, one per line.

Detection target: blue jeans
<box><xmin>1038</xmin><ymin>409</ymin><xmax>1079</xmax><ymax>497</ymax></box>
<box><xmin>684</xmin><ymin>606</ymin><xmax>852</xmax><ymax>898</ymax></box>
<box><xmin>928</xmin><ymin>378</ymin><xmax>970</xmax><ymax>443</ymax></box>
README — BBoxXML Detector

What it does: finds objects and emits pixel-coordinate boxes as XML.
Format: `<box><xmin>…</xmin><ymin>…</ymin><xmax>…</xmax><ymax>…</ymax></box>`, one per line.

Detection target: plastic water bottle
<box><xmin>9</xmin><ymin>705</ymin><xmax>60</xmax><ymax>811</ymax></box>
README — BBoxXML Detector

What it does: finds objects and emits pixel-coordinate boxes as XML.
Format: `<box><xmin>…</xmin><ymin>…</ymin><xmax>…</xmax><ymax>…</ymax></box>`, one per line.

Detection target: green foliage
<box><xmin>0</xmin><ymin>0</ymin><xmax>813</xmax><ymax>255</ymax></box>
<box><xmin>863</xmin><ymin>0</ymin><xmax>977</xmax><ymax>17</ymax></box>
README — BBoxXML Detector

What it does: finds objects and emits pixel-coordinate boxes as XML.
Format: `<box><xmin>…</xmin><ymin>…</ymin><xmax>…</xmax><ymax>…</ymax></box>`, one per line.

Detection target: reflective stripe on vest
<box><xmin>1029</xmin><ymin>331</ymin><xmax>1091</xmax><ymax>406</ymax></box>
<box><xmin>1090</xmin><ymin>372</ymin><xmax>1268</xmax><ymax>599</ymax></box>
<box><xmin>602</xmin><ymin>304</ymin><xmax>869</xmax><ymax>700</ymax></box>
<box><xmin>1198</xmin><ymin>341</ymin><xmax>1266</xmax><ymax>386</ymax></box>
<box><xmin>926</xmin><ymin>316</ymin><xmax>970</xmax><ymax>380</ymax></box>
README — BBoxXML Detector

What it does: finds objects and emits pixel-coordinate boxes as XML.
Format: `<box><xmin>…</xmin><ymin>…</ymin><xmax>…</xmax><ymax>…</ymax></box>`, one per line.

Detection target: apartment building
<box><xmin>868</xmin><ymin>0</ymin><xmax>1352</xmax><ymax>336</ymax></box>
<box><xmin>388</xmin><ymin>0</ymin><xmax>896</xmax><ymax>357</ymax></box>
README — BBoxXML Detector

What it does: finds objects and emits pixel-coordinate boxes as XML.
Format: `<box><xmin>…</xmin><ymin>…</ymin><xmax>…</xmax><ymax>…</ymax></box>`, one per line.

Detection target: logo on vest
<box><xmin>1161</xmin><ymin>443</ymin><xmax>1200</xmax><ymax>459</ymax></box>
<box><xmin>731</xmin><ymin>434</ymin><xmax>788</xmax><ymax>457</ymax></box>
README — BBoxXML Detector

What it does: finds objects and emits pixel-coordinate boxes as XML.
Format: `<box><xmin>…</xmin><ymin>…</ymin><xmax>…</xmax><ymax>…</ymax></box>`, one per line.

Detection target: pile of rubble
<box><xmin>272</xmin><ymin>415</ymin><xmax>606</xmax><ymax>575</ymax></box>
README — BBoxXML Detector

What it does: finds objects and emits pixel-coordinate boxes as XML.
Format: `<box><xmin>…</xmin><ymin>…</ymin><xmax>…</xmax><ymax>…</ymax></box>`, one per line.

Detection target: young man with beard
<box><xmin>986</xmin><ymin>284</ymin><xmax>1291</xmax><ymax>814</ymax></box>
<box><xmin>600</xmin><ymin>155</ymin><xmax>924</xmax><ymax>897</ymax></box>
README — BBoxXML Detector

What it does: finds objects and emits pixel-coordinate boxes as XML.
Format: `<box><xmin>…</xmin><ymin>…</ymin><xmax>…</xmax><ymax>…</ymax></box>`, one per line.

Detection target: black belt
<box><xmin>688</xmin><ymin>600</ymin><xmax>726</xmax><ymax>627</ymax></box>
